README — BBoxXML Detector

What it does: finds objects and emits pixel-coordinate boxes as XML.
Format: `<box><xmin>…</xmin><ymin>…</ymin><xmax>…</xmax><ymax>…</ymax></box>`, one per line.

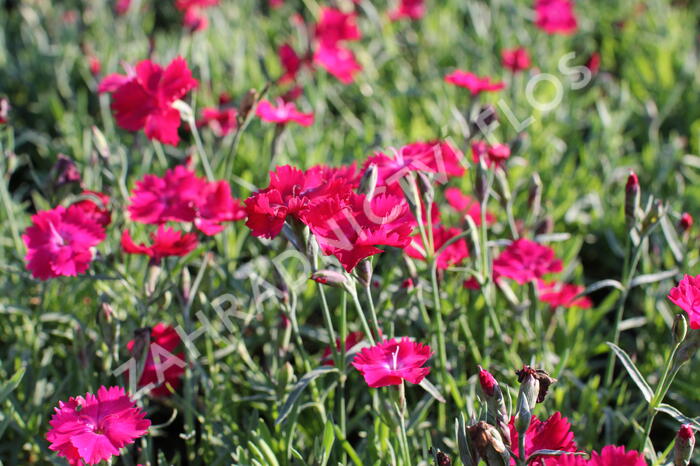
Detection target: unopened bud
<box><xmin>276</xmin><ymin>362</ymin><xmax>295</xmax><ymax>397</ymax></box>
<box><xmin>516</xmin><ymin>365</ymin><xmax>556</xmax><ymax>406</ymax></box>
<box><xmin>0</xmin><ymin>97</ymin><xmax>10</xmax><ymax>124</ymax></box>
<box><xmin>478</xmin><ymin>366</ymin><xmax>507</xmax><ymax>416</ymax></box>
<box><xmin>494</xmin><ymin>169</ymin><xmax>511</xmax><ymax>204</ymax></box>
<box><xmin>145</xmin><ymin>263</ymin><xmax>161</xmax><ymax>297</ymax></box>
<box><xmin>674</xmin><ymin>424</ymin><xmax>696</xmax><ymax>466</ymax></box>
<box><xmin>431</xmin><ymin>448</ymin><xmax>452</xmax><ymax>466</ymax></box>
<box><xmin>417</xmin><ymin>171</ymin><xmax>435</xmax><ymax>206</ymax></box>
<box><xmin>676</xmin><ymin>329</ymin><xmax>700</xmax><ymax>366</ymax></box>
<box><xmin>239</xmin><ymin>88</ymin><xmax>258</xmax><ymax>120</ymax></box>
<box><xmin>673</xmin><ymin>314</ymin><xmax>688</xmax><ymax>346</ymax></box>
<box><xmin>528</xmin><ymin>173</ymin><xmax>543</xmax><ymax>218</ymax></box>
<box><xmin>358</xmin><ymin>164</ymin><xmax>378</xmax><ymax>200</ymax></box>
<box><xmin>357</xmin><ymin>259</ymin><xmax>373</xmax><ymax>288</ymax></box>
<box><xmin>514</xmin><ymin>393</ymin><xmax>532</xmax><ymax>434</ymax></box>
<box><xmin>468</xmin><ymin>421</ymin><xmax>510</xmax><ymax>466</ymax></box>
<box><xmin>182</xmin><ymin>267</ymin><xmax>192</xmax><ymax>302</ymax></box>
<box><xmin>679</xmin><ymin>213</ymin><xmax>693</xmax><ymax>234</ymax></box>
<box><xmin>625</xmin><ymin>171</ymin><xmax>640</xmax><ymax>228</ymax></box>
<box><xmin>101</xmin><ymin>302</ymin><xmax>113</xmax><ymax>323</ymax></box>
<box><xmin>311</xmin><ymin>270</ymin><xmax>349</xmax><ymax>289</ymax></box>
<box><xmin>271</xmin><ymin>261</ymin><xmax>291</xmax><ymax>305</ymax></box>
<box><xmin>535</xmin><ymin>216</ymin><xmax>554</xmax><ymax>235</ymax></box>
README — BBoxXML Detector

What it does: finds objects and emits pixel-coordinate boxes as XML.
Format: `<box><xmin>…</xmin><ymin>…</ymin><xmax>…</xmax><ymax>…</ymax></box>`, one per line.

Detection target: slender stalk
<box><xmin>338</xmin><ymin>292</ymin><xmax>348</xmax><ymax>465</ymax></box>
<box><xmin>364</xmin><ymin>283</ymin><xmax>382</xmax><ymax>340</ymax></box>
<box><xmin>349</xmin><ymin>286</ymin><xmax>376</xmax><ymax>345</ymax></box>
<box><xmin>186</xmin><ymin>117</ymin><xmax>215</xmax><ymax>181</ymax></box>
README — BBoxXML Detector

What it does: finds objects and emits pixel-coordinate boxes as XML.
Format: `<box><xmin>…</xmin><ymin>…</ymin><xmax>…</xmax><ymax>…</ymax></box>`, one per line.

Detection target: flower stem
<box><xmin>186</xmin><ymin>116</ymin><xmax>215</xmax><ymax>181</ymax></box>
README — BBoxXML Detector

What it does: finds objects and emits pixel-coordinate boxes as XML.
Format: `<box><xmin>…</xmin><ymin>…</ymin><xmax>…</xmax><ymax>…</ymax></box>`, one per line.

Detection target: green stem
<box><xmin>349</xmin><ymin>286</ymin><xmax>376</xmax><ymax>345</ymax></box>
<box><xmin>364</xmin><ymin>284</ymin><xmax>382</xmax><ymax>340</ymax></box>
<box><xmin>187</xmin><ymin>117</ymin><xmax>215</xmax><ymax>181</ymax></box>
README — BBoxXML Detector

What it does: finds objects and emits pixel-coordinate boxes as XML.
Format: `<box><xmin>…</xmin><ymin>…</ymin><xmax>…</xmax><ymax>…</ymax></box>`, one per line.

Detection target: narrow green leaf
<box><xmin>629</xmin><ymin>269</ymin><xmax>678</xmax><ymax>288</ymax></box>
<box><xmin>656</xmin><ymin>403</ymin><xmax>700</xmax><ymax>429</ymax></box>
<box><xmin>418</xmin><ymin>378</ymin><xmax>446</xmax><ymax>403</ymax></box>
<box><xmin>527</xmin><ymin>450</ymin><xmax>589</xmax><ymax>463</ymax></box>
<box><xmin>276</xmin><ymin>366</ymin><xmax>337</xmax><ymax>425</ymax></box>
<box><xmin>0</xmin><ymin>367</ymin><xmax>25</xmax><ymax>404</ymax></box>
<box><xmin>320</xmin><ymin>420</ymin><xmax>335</xmax><ymax>466</ymax></box>
<box><xmin>606</xmin><ymin>343</ymin><xmax>653</xmax><ymax>403</ymax></box>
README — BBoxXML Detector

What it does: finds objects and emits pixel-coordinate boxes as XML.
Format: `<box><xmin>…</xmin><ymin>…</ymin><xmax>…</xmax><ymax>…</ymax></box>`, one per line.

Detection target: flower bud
<box><xmin>430</xmin><ymin>447</ymin><xmax>452</xmax><ymax>466</ymax></box>
<box><xmin>674</xmin><ymin>424</ymin><xmax>696</xmax><ymax>466</ymax></box>
<box><xmin>528</xmin><ymin>173</ymin><xmax>543</xmax><ymax>218</ymax></box>
<box><xmin>311</xmin><ymin>270</ymin><xmax>349</xmax><ymax>289</ymax></box>
<box><xmin>468</xmin><ymin>421</ymin><xmax>510</xmax><ymax>466</ymax></box>
<box><xmin>356</xmin><ymin>259</ymin><xmax>373</xmax><ymax>288</ymax></box>
<box><xmin>52</xmin><ymin>154</ymin><xmax>82</xmax><ymax>189</ymax></box>
<box><xmin>182</xmin><ymin>267</ymin><xmax>192</xmax><ymax>303</ymax></box>
<box><xmin>271</xmin><ymin>261</ymin><xmax>290</xmax><ymax>305</ymax></box>
<box><xmin>276</xmin><ymin>362</ymin><xmax>295</xmax><ymax>397</ymax></box>
<box><xmin>494</xmin><ymin>169</ymin><xmax>511</xmax><ymax>205</ymax></box>
<box><xmin>145</xmin><ymin>263</ymin><xmax>161</xmax><ymax>297</ymax></box>
<box><xmin>673</xmin><ymin>313</ymin><xmax>688</xmax><ymax>346</ymax></box>
<box><xmin>679</xmin><ymin>213</ymin><xmax>693</xmax><ymax>234</ymax></box>
<box><xmin>514</xmin><ymin>392</ymin><xmax>532</xmax><ymax>435</ymax></box>
<box><xmin>535</xmin><ymin>216</ymin><xmax>554</xmax><ymax>235</ymax></box>
<box><xmin>0</xmin><ymin>97</ymin><xmax>10</xmax><ymax>124</ymax></box>
<box><xmin>516</xmin><ymin>365</ymin><xmax>556</xmax><ymax>407</ymax></box>
<box><xmin>625</xmin><ymin>171</ymin><xmax>640</xmax><ymax>228</ymax></box>
<box><xmin>358</xmin><ymin>164</ymin><xmax>378</xmax><ymax>200</ymax></box>
<box><xmin>478</xmin><ymin>366</ymin><xmax>507</xmax><ymax>417</ymax></box>
<box><xmin>676</xmin><ymin>329</ymin><xmax>700</xmax><ymax>366</ymax></box>
<box><xmin>101</xmin><ymin>302</ymin><xmax>114</xmax><ymax>323</ymax></box>
<box><xmin>239</xmin><ymin>88</ymin><xmax>258</xmax><ymax>121</ymax></box>
<box><xmin>417</xmin><ymin>171</ymin><xmax>435</xmax><ymax>206</ymax></box>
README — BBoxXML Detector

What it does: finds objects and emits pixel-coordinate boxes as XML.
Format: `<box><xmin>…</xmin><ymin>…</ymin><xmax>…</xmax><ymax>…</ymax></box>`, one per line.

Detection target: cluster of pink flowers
<box><xmin>98</xmin><ymin>57</ymin><xmax>198</xmax><ymax>146</ymax></box>
<box><xmin>176</xmin><ymin>0</ymin><xmax>219</xmax><ymax>32</ymax></box>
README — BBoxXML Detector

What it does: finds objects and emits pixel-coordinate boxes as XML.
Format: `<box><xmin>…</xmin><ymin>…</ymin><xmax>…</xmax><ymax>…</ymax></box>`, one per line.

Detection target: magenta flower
<box><xmin>352</xmin><ymin>338</ymin><xmax>432</xmax><ymax>387</ymax></box>
<box><xmin>537</xmin><ymin>280</ymin><xmax>592</xmax><ymax>309</ymax></box>
<box><xmin>127</xmin><ymin>164</ymin><xmax>245</xmax><ymax>235</ymax></box>
<box><xmin>548</xmin><ymin>445</ymin><xmax>645</xmax><ymax>466</ymax></box>
<box><xmin>445</xmin><ymin>187</ymin><xmax>495</xmax><ymax>226</ymax></box>
<box><xmin>322</xmin><ymin>331</ymin><xmax>365</xmax><ymax>365</ymax></box>
<box><xmin>126</xmin><ymin>323</ymin><xmax>185</xmax><ymax>397</ymax></box>
<box><xmin>501</xmin><ymin>47</ymin><xmax>531</xmax><ymax>72</ymax></box>
<box><xmin>389</xmin><ymin>0</ymin><xmax>425</xmax><ymax>21</ymax></box>
<box><xmin>472</xmin><ymin>140</ymin><xmax>511</xmax><ymax>168</ymax></box>
<box><xmin>478</xmin><ymin>366</ymin><xmax>498</xmax><ymax>396</ymax></box>
<box><xmin>256</xmin><ymin>99</ymin><xmax>314</xmax><ymax>126</ymax></box>
<box><xmin>534</xmin><ymin>0</ymin><xmax>578</xmax><ymax>35</ymax></box>
<box><xmin>669</xmin><ymin>275</ymin><xmax>700</xmax><ymax>329</ymax></box>
<box><xmin>313</xmin><ymin>44</ymin><xmax>362</xmax><ymax>84</ymax></box>
<box><xmin>23</xmin><ymin>205</ymin><xmax>106</xmax><ymax>280</ymax></box>
<box><xmin>46</xmin><ymin>386</ymin><xmax>150</xmax><ymax>465</ymax></box>
<box><xmin>445</xmin><ymin>71</ymin><xmax>505</xmax><ymax>96</ymax></box>
<box><xmin>508</xmin><ymin>412</ymin><xmax>578</xmax><ymax>465</ymax></box>
<box><xmin>99</xmin><ymin>57</ymin><xmax>198</xmax><ymax>146</ymax></box>
<box><xmin>121</xmin><ymin>225</ymin><xmax>198</xmax><ymax>262</ymax></box>
<box><xmin>278</xmin><ymin>43</ymin><xmax>303</xmax><ymax>84</ymax></box>
<box><xmin>197</xmin><ymin>106</ymin><xmax>237</xmax><ymax>137</ymax></box>
<box><xmin>314</xmin><ymin>7</ymin><xmax>361</xmax><ymax>48</ymax></box>
<box><xmin>493</xmin><ymin>238</ymin><xmax>563</xmax><ymax>284</ymax></box>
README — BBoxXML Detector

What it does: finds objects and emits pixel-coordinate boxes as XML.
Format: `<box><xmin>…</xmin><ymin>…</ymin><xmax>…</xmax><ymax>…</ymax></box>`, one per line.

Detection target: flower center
<box><xmin>391</xmin><ymin>346</ymin><xmax>400</xmax><ymax>371</ymax></box>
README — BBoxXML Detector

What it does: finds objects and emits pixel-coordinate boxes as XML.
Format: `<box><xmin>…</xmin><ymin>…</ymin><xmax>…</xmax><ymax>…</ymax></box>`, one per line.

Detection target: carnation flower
<box><xmin>121</xmin><ymin>225</ymin><xmax>198</xmax><ymax>262</ymax></box>
<box><xmin>127</xmin><ymin>164</ymin><xmax>245</xmax><ymax>235</ymax></box>
<box><xmin>314</xmin><ymin>7</ymin><xmax>361</xmax><ymax>48</ymax></box>
<box><xmin>404</xmin><ymin>226</ymin><xmax>470</xmax><ymax>270</ymax></box>
<box><xmin>508</xmin><ymin>412</ymin><xmax>578</xmax><ymax>465</ymax></box>
<box><xmin>304</xmin><ymin>192</ymin><xmax>414</xmax><ymax>271</ymax></box>
<box><xmin>99</xmin><ymin>57</ymin><xmax>198</xmax><ymax>146</ymax></box>
<box><xmin>46</xmin><ymin>386</ymin><xmax>150</xmax><ymax>465</ymax></box>
<box><xmin>501</xmin><ymin>47</ymin><xmax>531</xmax><ymax>72</ymax></box>
<box><xmin>278</xmin><ymin>43</ymin><xmax>304</xmax><ymax>84</ymax></box>
<box><xmin>116</xmin><ymin>0</ymin><xmax>131</xmax><ymax>15</ymax></box>
<box><xmin>352</xmin><ymin>338</ymin><xmax>432</xmax><ymax>387</ymax></box>
<box><xmin>0</xmin><ymin>97</ymin><xmax>9</xmax><ymax>124</ymax></box>
<box><xmin>548</xmin><ymin>445</ymin><xmax>645</xmax><ymax>466</ymax></box>
<box><xmin>256</xmin><ymin>99</ymin><xmax>314</xmax><ymax>126</ymax></box>
<box><xmin>472</xmin><ymin>140</ymin><xmax>511</xmax><ymax>168</ymax></box>
<box><xmin>445</xmin><ymin>187</ymin><xmax>495</xmax><ymax>226</ymax></box>
<box><xmin>669</xmin><ymin>275</ymin><xmax>700</xmax><ymax>329</ymax></box>
<box><xmin>537</xmin><ymin>280</ymin><xmax>592</xmax><ymax>309</ymax></box>
<box><xmin>445</xmin><ymin>71</ymin><xmax>505</xmax><ymax>96</ymax></box>
<box><xmin>23</xmin><ymin>205</ymin><xmax>106</xmax><ymax>280</ymax></box>
<box><xmin>313</xmin><ymin>44</ymin><xmax>362</xmax><ymax>84</ymax></box>
<box><xmin>493</xmin><ymin>238</ymin><xmax>562</xmax><ymax>284</ymax></box>
<box><xmin>197</xmin><ymin>106</ymin><xmax>237</xmax><ymax>137</ymax></box>
<box><xmin>126</xmin><ymin>323</ymin><xmax>185</xmax><ymax>396</ymax></box>
<box><xmin>389</xmin><ymin>0</ymin><xmax>425</xmax><ymax>21</ymax></box>
<box><xmin>534</xmin><ymin>0</ymin><xmax>578</xmax><ymax>35</ymax></box>
<box><xmin>73</xmin><ymin>190</ymin><xmax>112</xmax><ymax>228</ymax></box>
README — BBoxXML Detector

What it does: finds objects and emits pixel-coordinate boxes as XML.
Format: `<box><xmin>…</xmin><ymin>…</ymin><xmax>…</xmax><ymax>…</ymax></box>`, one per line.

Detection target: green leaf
<box><xmin>606</xmin><ymin>343</ymin><xmax>653</xmax><ymax>403</ymax></box>
<box><xmin>527</xmin><ymin>450</ymin><xmax>589</xmax><ymax>463</ymax></box>
<box><xmin>0</xmin><ymin>367</ymin><xmax>25</xmax><ymax>404</ymax></box>
<box><xmin>629</xmin><ymin>269</ymin><xmax>678</xmax><ymax>288</ymax></box>
<box><xmin>275</xmin><ymin>366</ymin><xmax>337</xmax><ymax>425</ymax></box>
<box><xmin>319</xmin><ymin>420</ymin><xmax>335</xmax><ymax>466</ymax></box>
<box><xmin>456</xmin><ymin>414</ymin><xmax>475</xmax><ymax>466</ymax></box>
<box><xmin>418</xmin><ymin>378</ymin><xmax>446</xmax><ymax>403</ymax></box>
<box><xmin>656</xmin><ymin>403</ymin><xmax>700</xmax><ymax>429</ymax></box>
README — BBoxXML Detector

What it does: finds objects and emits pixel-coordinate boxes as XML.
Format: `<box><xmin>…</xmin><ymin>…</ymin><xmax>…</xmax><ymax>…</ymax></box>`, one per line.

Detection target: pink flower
<box><xmin>269</xmin><ymin>0</ymin><xmax>284</xmax><ymax>8</ymax></box>
<box><xmin>183</xmin><ymin>7</ymin><xmax>208</xmax><ymax>31</ymax></box>
<box><xmin>127</xmin><ymin>165</ymin><xmax>245</xmax><ymax>235</ymax></box>
<box><xmin>404</xmin><ymin>226</ymin><xmax>470</xmax><ymax>270</ymax></box>
<box><xmin>73</xmin><ymin>191</ymin><xmax>112</xmax><ymax>228</ymax></box>
<box><xmin>669</xmin><ymin>275</ymin><xmax>700</xmax><ymax>329</ymax></box>
<box><xmin>501</xmin><ymin>47</ymin><xmax>531</xmax><ymax>72</ymax></box>
<box><xmin>463</xmin><ymin>277</ymin><xmax>481</xmax><ymax>290</ymax></box>
<box><xmin>472</xmin><ymin>140</ymin><xmax>511</xmax><ymax>168</ymax></box>
<box><xmin>278</xmin><ymin>43</ymin><xmax>304</xmax><ymax>83</ymax></box>
<box><xmin>587</xmin><ymin>52</ymin><xmax>601</xmax><ymax>75</ymax></box>
<box><xmin>126</xmin><ymin>323</ymin><xmax>185</xmax><ymax>397</ymax></box>
<box><xmin>175</xmin><ymin>0</ymin><xmax>219</xmax><ymax>10</ymax></box>
<box><xmin>100</xmin><ymin>57</ymin><xmax>198</xmax><ymax>146</ymax></box>
<box><xmin>493</xmin><ymin>238</ymin><xmax>563</xmax><ymax>284</ymax></box>
<box><xmin>322</xmin><ymin>331</ymin><xmax>364</xmax><ymax>365</ymax></box>
<box><xmin>46</xmin><ymin>386</ymin><xmax>150</xmax><ymax>465</ymax></box>
<box><xmin>352</xmin><ymin>338</ymin><xmax>432</xmax><ymax>387</ymax></box>
<box><xmin>116</xmin><ymin>0</ymin><xmax>132</xmax><ymax>15</ymax></box>
<box><xmin>445</xmin><ymin>71</ymin><xmax>505</xmax><ymax>96</ymax></box>
<box><xmin>679</xmin><ymin>212</ymin><xmax>693</xmax><ymax>232</ymax></box>
<box><xmin>0</xmin><ymin>97</ymin><xmax>10</xmax><ymax>124</ymax></box>
<box><xmin>478</xmin><ymin>366</ymin><xmax>498</xmax><ymax>396</ymax></box>
<box><xmin>534</xmin><ymin>0</ymin><xmax>578</xmax><ymax>35</ymax></box>
<box><xmin>389</xmin><ymin>0</ymin><xmax>425</xmax><ymax>21</ymax></box>
<box><xmin>549</xmin><ymin>445</ymin><xmax>645</xmax><ymax>466</ymax></box>
<box><xmin>121</xmin><ymin>225</ymin><xmax>198</xmax><ymax>262</ymax></box>
<box><xmin>197</xmin><ymin>106</ymin><xmax>237</xmax><ymax>137</ymax></box>
<box><xmin>537</xmin><ymin>280</ymin><xmax>592</xmax><ymax>309</ymax></box>
<box><xmin>315</xmin><ymin>7</ymin><xmax>361</xmax><ymax>48</ymax></box>
<box><xmin>304</xmin><ymin>192</ymin><xmax>414</xmax><ymax>272</ymax></box>
<box><xmin>256</xmin><ymin>99</ymin><xmax>314</xmax><ymax>126</ymax></box>
<box><xmin>445</xmin><ymin>187</ymin><xmax>494</xmax><ymax>226</ymax></box>
<box><xmin>313</xmin><ymin>44</ymin><xmax>362</xmax><ymax>84</ymax></box>
<box><xmin>244</xmin><ymin>164</ymin><xmax>358</xmax><ymax>239</ymax></box>
<box><xmin>23</xmin><ymin>205</ymin><xmax>106</xmax><ymax>280</ymax></box>
<box><xmin>88</xmin><ymin>56</ymin><xmax>102</xmax><ymax>76</ymax></box>
<box><xmin>508</xmin><ymin>412</ymin><xmax>578</xmax><ymax>465</ymax></box>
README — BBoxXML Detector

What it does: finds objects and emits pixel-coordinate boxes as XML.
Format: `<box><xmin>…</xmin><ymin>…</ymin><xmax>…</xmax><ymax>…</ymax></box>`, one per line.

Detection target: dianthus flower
<box><xmin>256</xmin><ymin>99</ymin><xmax>314</xmax><ymax>126</ymax></box>
<box><xmin>534</xmin><ymin>0</ymin><xmax>578</xmax><ymax>35</ymax></box>
<box><xmin>548</xmin><ymin>445</ymin><xmax>646</xmax><ymax>466</ymax></box>
<box><xmin>126</xmin><ymin>323</ymin><xmax>185</xmax><ymax>396</ymax></box>
<box><xmin>445</xmin><ymin>187</ymin><xmax>494</xmax><ymax>226</ymax></box>
<box><xmin>404</xmin><ymin>226</ymin><xmax>470</xmax><ymax>270</ymax></box>
<box><xmin>46</xmin><ymin>386</ymin><xmax>150</xmax><ymax>465</ymax></box>
<box><xmin>472</xmin><ymin>140</ymin><xmax>511</xmax><ymax>168</ymax></box>
<box><xmin>322</xmin><ymin>331</ymin><xmax>364</xmax><ymax>365</ymax></box>
<box><xmin>121</xmin><ymin>225</ymin><xmax>198</xmax><ymax>262</ymax></box>
<box><xmin>493</xmin><ymin>238</ymin><xmax>562</xmax><ymax>284</ymax></box>
<box><xmin>445</xmin><ymin>71</ymin><xmax>505</xmax><ymax>96</ymax></box>
<box><xmin>389</xmin><ymin>0</ymin><xmax>425</xmax><ymax>20</ymax></box>
<box><xmin>502</xmin><ymin>47</ymin><xmax>532</xmax><ymax>72</ymax></box>
<box><xmin>668</xmin><ymin>275</ymin><xmax>700</xmax><ymax>329</ymax></box>
<box><xmin>537</xmin><ymin>280</ymin><xmax>592</xmax><ymax>309</ymax></box>
<box><xmin>508</xmin><ymin>412</ymin><xmax>578</xmax><ymax>465</ymax></box>
<box><xmin>23</xmin><ymin>205</ymin><xmax>106</xmax><ymax>280</ymax></box>
<box><xmin>352</xmin><ymin>338</ymin><xmax>432</xmax><ymax>387</ymax></box>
